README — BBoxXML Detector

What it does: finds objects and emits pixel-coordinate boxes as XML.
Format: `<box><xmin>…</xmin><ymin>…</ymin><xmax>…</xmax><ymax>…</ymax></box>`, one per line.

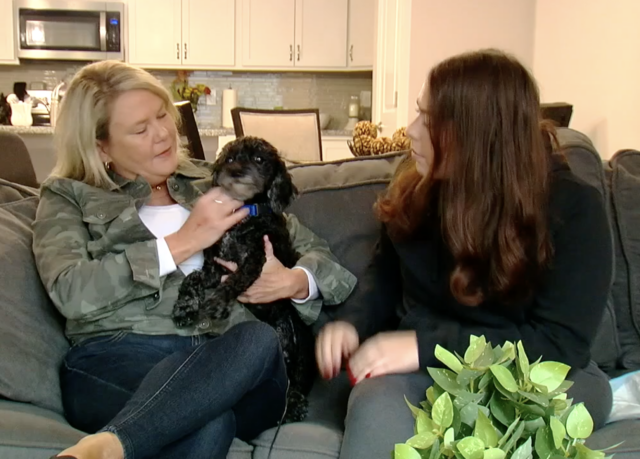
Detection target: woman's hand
<box><xmin>216</xmin><ymin>236</ymin><xmax>310</xmax><ymax>303</ymax></box>
<box><xmin>166</xmin><ymin>188</ymin><xmax>248</xmax><ymax>264</ymax></box>
<box><xmin>346</xmin><ymin>331</ymin><xmax>420</xmax><ymax>385</ymax></box>
<box><xmin>316</xmin><ymin>321</ymin><xmax>360</xmax><ymax>380</ymax></box>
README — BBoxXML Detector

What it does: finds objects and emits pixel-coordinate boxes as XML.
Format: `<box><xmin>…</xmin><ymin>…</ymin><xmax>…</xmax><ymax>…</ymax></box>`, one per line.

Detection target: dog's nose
<box><xmin>230</xmin><ymin>170</ymin><xmax>243</xmax><ymax>178</ymax></box>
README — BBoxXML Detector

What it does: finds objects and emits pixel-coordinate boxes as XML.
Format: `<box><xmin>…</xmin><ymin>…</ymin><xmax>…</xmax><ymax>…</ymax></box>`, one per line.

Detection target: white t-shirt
<box><xmin>137</xmin><ymin>204</ymin><xmax>318</xmax><ymax>302</ymax></box>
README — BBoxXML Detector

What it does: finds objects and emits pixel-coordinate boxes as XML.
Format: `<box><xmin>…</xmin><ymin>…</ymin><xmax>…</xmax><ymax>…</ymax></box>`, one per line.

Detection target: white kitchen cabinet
<box><xmin>347</xmin><ymin>0</ymin><xmax>374</xmax><ymax>68</ymax></box>
<box><xmin>128</xmin><ymin>0</ymin><xmax>235</xmax><ymax>68</ymax></box>
<box><xmin>241</xmin><ymin>0</ymin><xmax>348</xmax><ymax>69</ymax></box>
<box><xmin>241</xmin><ymin>0</ymin><xmax>295</xmax><ymax>67</ymax></box>
<box><xmin>0</xmin><ymin>0</ymin><xmax>17</xmax><ymax>64</ymax></box>
<box><xmin>128</xmin><ymin>0</ymin><xmax>182</xmax><ymax>66</ymax></box>
<box><xmin>182</xmin><ymin>0</ymin><xmax>235</xmax><ymax>67</ymax></box>
<box><xmin>322</xmin><ymin>137</ymin><xmax>354</xmax><ymax>162</ymax></box>
<box><xmin>295</xmin><ymin>0</ymin><xmax>348</xmax><ymax>68</ymax></box>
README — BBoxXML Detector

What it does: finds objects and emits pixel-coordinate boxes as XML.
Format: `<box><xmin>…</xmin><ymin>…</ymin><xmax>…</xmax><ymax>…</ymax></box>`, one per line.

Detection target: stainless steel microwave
<box><xmin>14</xmin><ymin>0</ymin><xmax>124</xmax><ymax>61</ymax></box>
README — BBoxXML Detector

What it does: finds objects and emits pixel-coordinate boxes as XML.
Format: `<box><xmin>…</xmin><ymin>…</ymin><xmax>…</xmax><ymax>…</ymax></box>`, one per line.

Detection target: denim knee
<box><xmin>231</xmin><ymin>321</ymin><xmax>281</xmax><ymax>357</ymax></box>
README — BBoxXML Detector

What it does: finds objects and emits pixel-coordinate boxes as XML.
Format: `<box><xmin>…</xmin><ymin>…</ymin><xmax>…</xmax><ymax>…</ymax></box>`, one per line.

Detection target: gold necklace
<box><xmin>153</xmin><ymin>183</ymin><xmax>165</xmax><ymax>192</ymax></box>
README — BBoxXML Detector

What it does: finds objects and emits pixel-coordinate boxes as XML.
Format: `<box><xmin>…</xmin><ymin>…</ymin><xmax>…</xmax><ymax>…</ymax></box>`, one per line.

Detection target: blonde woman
<box><xmin>34</xmin><ymin>60</ymin><xmax>356</xmax><ymax>459</ymax></box>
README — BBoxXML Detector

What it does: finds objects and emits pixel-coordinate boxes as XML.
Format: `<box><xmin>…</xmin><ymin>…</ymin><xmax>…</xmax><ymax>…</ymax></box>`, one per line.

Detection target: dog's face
<box><xmin>212</xmin><ymin>136</ymin><xmax>298</xmax><ymax>212</ymax></box>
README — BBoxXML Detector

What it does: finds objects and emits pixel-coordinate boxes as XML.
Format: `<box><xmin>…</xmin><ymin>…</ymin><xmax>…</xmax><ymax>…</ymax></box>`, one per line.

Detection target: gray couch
<box><xmin>0</xmin><ymin>128</ymin><xmax>639</xmax><ymax>459</ymax></box>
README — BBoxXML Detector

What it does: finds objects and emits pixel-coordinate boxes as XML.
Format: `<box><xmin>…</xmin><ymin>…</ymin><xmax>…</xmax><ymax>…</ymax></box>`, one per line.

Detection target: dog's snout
<box><xmin>230</xmin><ymin>170</ymin><xmax>243</xmax><ymax>178</ymax></box>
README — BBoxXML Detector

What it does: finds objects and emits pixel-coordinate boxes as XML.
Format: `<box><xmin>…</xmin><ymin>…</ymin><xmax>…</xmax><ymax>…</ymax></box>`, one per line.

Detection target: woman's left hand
<box><xmin>346</xmin><ymin>331</ymin><xmax>420</xmax><ymax>385</ymax></box>
<box><xmin>216</xmin><ymin>236</ymin><xmax>309</xmax><ymax>303</ymax></box>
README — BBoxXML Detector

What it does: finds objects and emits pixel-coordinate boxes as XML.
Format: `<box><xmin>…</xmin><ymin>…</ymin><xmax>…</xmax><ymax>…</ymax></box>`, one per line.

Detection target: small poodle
<box><xmin>172</xmin><ymin>136</ymin><xmax>316</xmax><ymax>423</ymax></box>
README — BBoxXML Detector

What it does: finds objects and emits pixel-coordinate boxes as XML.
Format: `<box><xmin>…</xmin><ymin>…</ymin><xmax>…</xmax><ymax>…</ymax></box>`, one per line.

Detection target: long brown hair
<box><xmin>378</xmin><ymin>49</ymin><xmax>559</xmax><ymax>306</ymax></box>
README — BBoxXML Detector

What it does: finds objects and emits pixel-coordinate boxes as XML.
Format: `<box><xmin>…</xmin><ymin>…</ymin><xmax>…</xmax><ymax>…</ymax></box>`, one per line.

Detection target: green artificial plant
<box><xmin>395</xmin><ymin>336</ymin><xmax>618</xmax><ymax>459</ymax></box>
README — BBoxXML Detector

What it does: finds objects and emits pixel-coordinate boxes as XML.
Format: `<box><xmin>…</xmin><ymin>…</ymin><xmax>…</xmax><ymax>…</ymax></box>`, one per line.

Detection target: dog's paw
<box><xmin>172</xmin><ymin>297</ymin><xmax>200</xmax><ymax>328</ymax></box>
<box><xmin>283</xmin><ymin>389</ymin><xmax>308</xmax><ymax>423</ymax></box>
<box><xmin>202</xmin><ymin>296</ymin><xmax>232</xmax><ymax>320</ymax></box>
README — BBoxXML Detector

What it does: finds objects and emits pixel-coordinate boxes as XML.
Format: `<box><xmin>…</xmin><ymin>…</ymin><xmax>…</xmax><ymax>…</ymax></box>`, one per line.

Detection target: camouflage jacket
<box><xmin>32</xmin><ymin>159</ymin><xmax>357</xmax><ymax>342</ymax></box>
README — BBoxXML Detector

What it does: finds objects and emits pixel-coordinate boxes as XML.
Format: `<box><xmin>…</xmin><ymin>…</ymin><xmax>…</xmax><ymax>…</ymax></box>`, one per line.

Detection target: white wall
<box><xmin>533</xmin><ymin>0</ymin><xmax>640</xmax><ymax>158</ymax></box>
<box><xmin>406</xmin><ymin>0</ymin><xmax>537</xmax><ymax>124</ymax></box>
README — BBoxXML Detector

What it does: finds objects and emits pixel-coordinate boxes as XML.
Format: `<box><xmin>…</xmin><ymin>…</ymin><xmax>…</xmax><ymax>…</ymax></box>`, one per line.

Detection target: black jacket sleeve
<box><xmin>338</xmin><ymin>223</ymin><xmax>404</xmax><ymax>340</ymax></box>
<box><xmin>402</xmin><ymin>183</ymin><xmax>613</xmax><ymax>371</ymax></box>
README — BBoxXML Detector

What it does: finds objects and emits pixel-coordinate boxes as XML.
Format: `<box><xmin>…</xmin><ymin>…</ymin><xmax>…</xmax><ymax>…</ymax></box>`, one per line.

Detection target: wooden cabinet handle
<box><xmin>297</xmin><ymin>44</ymin><xmax>300</xmax><ymax>61</ymax></box>
<box><xmin>176</xmin><ymin>43</ymin><xmax>179</xmax><ymax>59</ymax></box>
<box><xmin>290</xmin><ymin>44</ymin><xmax>293</xmax><ymax>61</ymax></box>
<box><xmin>184</xmin><ymin>43</ymin><xmax>188</xmax><ymax>59</ymax></box>
<box><xmin>350</xmin><ymin>44</ymin><xmax>353</xmax><ymax>61</ymax></box>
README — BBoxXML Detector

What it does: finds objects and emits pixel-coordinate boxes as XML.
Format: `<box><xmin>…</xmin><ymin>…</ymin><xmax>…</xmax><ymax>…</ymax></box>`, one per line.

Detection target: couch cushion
<box><xmin>609</xmin><ymin>149</ymin><xmax>640</xmax><ymax>370</ymax></box>
<box><xmin>557</xmin><ymin>128</ymin><xmax>620</xmax><ymax>371</ymax></box>
<box><xmin>586</xmin><ymin>419</ymin><xmax>640</xmax><ymax>458</ymax></box>
<box><xmin>288</xmin><ymin>152</ymin><xmax>407</xmax><ymax>333</ymax></box>
<box><xmin>0</xmin><ymin>180</ymin><xmax>70</xmax><ymax>414</ymax></box>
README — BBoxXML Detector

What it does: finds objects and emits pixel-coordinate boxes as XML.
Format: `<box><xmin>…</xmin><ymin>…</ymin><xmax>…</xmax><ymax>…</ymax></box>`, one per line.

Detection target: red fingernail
<box><xmin>346</xmin><ymin>363</ymin><xmax>356</xmax><ymax>387</ymax></box>
<box><xmin>366</xmin><ymin>373</ymin><xmax>371</xmax><ymax>379</ymax></box>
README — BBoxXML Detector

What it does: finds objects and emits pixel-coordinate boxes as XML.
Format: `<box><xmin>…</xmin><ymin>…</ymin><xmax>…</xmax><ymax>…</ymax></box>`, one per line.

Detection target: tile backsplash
<box><xmin>0</xmin><ymin>62</ymin><xmax>372</xmax><ymax>130</ymax></box>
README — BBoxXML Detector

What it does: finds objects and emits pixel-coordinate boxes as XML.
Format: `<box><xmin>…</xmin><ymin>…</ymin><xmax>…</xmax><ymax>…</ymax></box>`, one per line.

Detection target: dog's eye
<box><xmin>254</xmin><ymin>156</ymin><xmax>264</xmax><ymax>164</ymax></box>
<box><xmin>226</xmin><ymin>157</ymin><xmax>234</xmax><ymax>163</ymax></box>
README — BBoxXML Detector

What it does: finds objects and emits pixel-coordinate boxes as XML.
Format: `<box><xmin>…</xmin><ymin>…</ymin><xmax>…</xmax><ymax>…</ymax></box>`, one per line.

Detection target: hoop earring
<box><xmin>104</xmin><ymin>161</ymin><xmax>111</xmax><ymax>170</ymax></box>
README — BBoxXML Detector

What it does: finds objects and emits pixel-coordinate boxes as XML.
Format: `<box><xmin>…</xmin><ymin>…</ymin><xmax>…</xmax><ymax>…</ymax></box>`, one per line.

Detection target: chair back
<box><xmin>231</xmin><ymin>107</ymin><xmax>323</xmax><ymax>162</ymax></box>
<box><xmin>174</xmin><ymin>101</ymin><xmax>205</xmax><ymax>160</ymax></box>
<box><xmin>0</xmin><ymin>131</ymin><xmax>38</xmax><ymax>187</ymax></box>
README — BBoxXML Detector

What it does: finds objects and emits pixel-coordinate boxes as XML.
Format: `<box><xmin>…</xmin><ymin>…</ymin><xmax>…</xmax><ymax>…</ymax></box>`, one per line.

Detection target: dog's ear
<box><xmin>267</xmin><ymin>169</ymin><xmax>298</xmax><ymax>213</ymax></box>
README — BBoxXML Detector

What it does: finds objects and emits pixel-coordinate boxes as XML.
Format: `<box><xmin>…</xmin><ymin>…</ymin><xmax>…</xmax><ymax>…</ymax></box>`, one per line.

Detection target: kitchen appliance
<box><xmin>29</xmin><ymin>89</ymin><xmax>53</xmax><ymax>126</ymax></box>
<box><xmin>14</xmin><ymin>0</ymin><xmax>124</xmax><ymax>61</ymax></box>
<box><xmin>345</xmin><ymin>95</ymin><xmax>360</xmax><ymax>130</ymax></box>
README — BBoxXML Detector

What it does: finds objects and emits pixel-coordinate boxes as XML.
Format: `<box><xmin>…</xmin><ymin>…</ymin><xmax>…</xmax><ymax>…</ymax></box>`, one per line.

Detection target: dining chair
<box><xmin>231</xmin><ymin>107</ymin><xmax>323</xmax><ymax>162</ymax></box>
<box><xmin>174</xmin><ymin>100</ymin><xmax>205</xmax><ymax>161</ymax></box>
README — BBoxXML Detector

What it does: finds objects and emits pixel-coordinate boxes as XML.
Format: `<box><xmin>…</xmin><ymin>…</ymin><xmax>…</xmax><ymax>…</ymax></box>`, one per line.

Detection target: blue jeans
<box><xmin>60</xmin><ymin>321</ymin><xmax>288</xmax><ymax>459</ymax></box>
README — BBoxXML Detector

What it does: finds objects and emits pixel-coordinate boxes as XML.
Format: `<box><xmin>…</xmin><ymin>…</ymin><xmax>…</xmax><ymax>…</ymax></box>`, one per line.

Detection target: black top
<box><xmin>339</xmin><ymin>162</ymin><xmax>613</xmax><ymax>371</ymax></box>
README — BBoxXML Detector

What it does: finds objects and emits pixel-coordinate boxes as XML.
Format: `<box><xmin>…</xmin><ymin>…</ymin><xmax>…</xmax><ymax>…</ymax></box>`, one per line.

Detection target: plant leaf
<box><xmin>498</xmin><ymin>416</ymin><xmax>521</xmax><ymax>448</ymax></box>
<box><xmin>428</xmin><ymin>368</ymin><xmax>465</xmax><ymax>396</ymax></box>
<box><xmin>484</xmin><ymin>449</ymin><xmax>506</xmax><ymax>459</ymax></box>
<box><xmin>436</xmin><ymin>344</ymin><xmax>464</xmax><ymax>373</ymax></box>
<box><xmin>456</xmin><ymin>436</ymin><xmax>485</xmax><ymax>459</ymax></box>
<box><xmin>517</xmin><ymin>390</ymin><xmax>550</xmax><ymax>407</ymax></box>
<box><xmin>529</xmin><ymin>362</ymin><xmax>571</xmax><ymax>393</ymax></box>
<box><xmin>457</xmin><ymin>369</ymin><xmax>485</xmax><ymax>388</ymax></box>
<box><xmin>474</xmin><ymin>409</ymin><xmax>499</xmax><ymax>448</ymax></box>
<box><xmin>502</xmin><ymin>421</ymin><xmax>526</xmax><ymax>453</ymax></box>
<box><xmin>549</xmin><ymin>417</ymin><xmax>566</xmax><ymax>449</ymax></box>
<box><xmin>444</xmin><ymin>427</ymin><xmax>455</xmax><ymax>448</ymax></box>
<box><xmin>432</xmin><ymin>392</ymin><xmax>454</xmax><ymax>429</ymax></box>
<box><xmin>394</xmin><ymin>443</ymin><xmax>422</xmax><ymax>459</ymax></box>
<box><xmin>426</xmin><ymin>386</ymin><xmax>436</xmax><ymax>405</ymax></box>
<box><xmin>406</xmin><ymin>431</ymin><xmax>437</xmax><ymax>450</ymax></box>
<box><xmin>497</xmin><ymin>341</ymin><xmax>516</xmax><ymax>363</ymax></box>
<box><xmin>574</xmin><ymin>443</ymin><xmax>606</xmax><ymax>459</ymax></box>
<box><xmin>490</xmin><ymin>393</ymin><xmax>516</xmax><ymax>427</ymax></box>
<box><xmin>465</xmin><ymin>335</ymin><xmax>487</xmax><ymax>364</ymax></box>
<box><xmin>511</xmin><ymin>437</ymin><xmax>533</xmax><ymax>459</ymax></box>
<box><xmin>405</xmin><ymin>395</ymin><xmax>423</xmax><ymax>418</ymax></box>
<box><xmin>549</xmin><ymin>380</ymin><xmax>574</xmax><ymax>396</ymax></box>
<box><xmin>566</xmin><ymin>403</ymin><xmax>594</xmax><ymax>439</ymax></box>
<box><xmin>460</xmin><ymin>402</ymin><xmax>490</xmax><ymax>428</ymax></box>
<box><xmin>429</xmin><ymin>438</ymin><xmax>441</xmax><ymax>459</ymax></box>
<box><xmin>478</xmin><ymin>371</ymin><xmax>493</xmax><ymax>391</ymax></box>
<box><xmin>524</xmin><ymin>418</ymin><xmax>546</xmax><ymax>434</ymax></box>
<box><xmin>490</xmin><ymin>365</ymin><xmax>518</xmax><ymax>392</ymax></box>
<box><xmin>516</xmin><ymin>341</ymin><xmax>530</xmax><ymax>380</ymax></box>
<box><xmin>472</xmin><ymin>344</ymin><xmax>496</xmax><ymax>370</ymax></box>
<box><xmin>535</xmin><ymin>425</ymin><xmax>557</xmax><ymax>459</ymax></box>
<box><xmin>417</xmin><ymin>409</ymin><xmax>435</xmax><ymax>434</ymax></box>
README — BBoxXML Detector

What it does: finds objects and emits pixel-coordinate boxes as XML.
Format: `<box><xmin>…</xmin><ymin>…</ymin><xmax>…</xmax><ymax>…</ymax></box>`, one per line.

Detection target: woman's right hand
<box><xmin>166</xmin><ymin>187</ymin><xmax>249</xmax><ymax>264</ymax></box>
<box><xmin>316</xmin><ymin>321</ymin><xmax>359</xmax><ymax>380</ymax></box>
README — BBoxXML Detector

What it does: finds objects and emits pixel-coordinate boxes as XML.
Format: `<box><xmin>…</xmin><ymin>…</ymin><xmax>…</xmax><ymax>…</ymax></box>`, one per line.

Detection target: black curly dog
<box><xmin>171</xmin><ymin>136</ymin><xmax>316</xmax><ymax>423</ymax></box>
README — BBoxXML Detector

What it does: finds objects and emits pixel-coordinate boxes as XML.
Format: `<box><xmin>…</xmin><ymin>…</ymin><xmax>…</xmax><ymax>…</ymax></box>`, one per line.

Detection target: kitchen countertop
<box><xmin>0</xmin><ymin>125</ymin><xmax>353</xmax><ymax>138</ymax></box>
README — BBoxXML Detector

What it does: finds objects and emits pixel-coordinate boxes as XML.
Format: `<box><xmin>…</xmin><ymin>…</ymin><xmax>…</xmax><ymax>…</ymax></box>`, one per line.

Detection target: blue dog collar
<box><xmin>240</xmin><ymin>204</ymin><xmax>271</xmax><ymax>217</ymax></box>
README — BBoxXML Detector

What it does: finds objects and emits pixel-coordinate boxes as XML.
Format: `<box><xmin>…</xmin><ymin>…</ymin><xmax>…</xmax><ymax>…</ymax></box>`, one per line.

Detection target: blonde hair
<box><xmin>51</xmin><ymin>60</ymin><xmax>190</xmax><ymax>188</ymax></box>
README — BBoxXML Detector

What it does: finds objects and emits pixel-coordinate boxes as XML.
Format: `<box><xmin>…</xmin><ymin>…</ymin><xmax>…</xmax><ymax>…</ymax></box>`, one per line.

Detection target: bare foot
<box><xmin>55</xmin><ymin>432</ymin><xmax>124</xmax><ymax>459</ymax></box>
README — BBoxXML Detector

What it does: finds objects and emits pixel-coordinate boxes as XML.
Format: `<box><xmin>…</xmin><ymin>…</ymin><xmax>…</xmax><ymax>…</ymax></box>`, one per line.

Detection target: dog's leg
<box><xmin>202</xmin><ymin>250</ymin><xmax>266</xmax><ymax>320</ymax></box>
<box><xmin>172</xmin><ymin>253</ymin><xmax>228</xmax><ymax>328</ymax></box>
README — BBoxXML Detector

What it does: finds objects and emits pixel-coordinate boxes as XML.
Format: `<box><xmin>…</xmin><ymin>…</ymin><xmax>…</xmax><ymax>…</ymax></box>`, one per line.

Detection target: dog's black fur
<box><xmin>171</xmin><ymin>136</ymin><xmax>316</xmax><ymax>423</ymax></box>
